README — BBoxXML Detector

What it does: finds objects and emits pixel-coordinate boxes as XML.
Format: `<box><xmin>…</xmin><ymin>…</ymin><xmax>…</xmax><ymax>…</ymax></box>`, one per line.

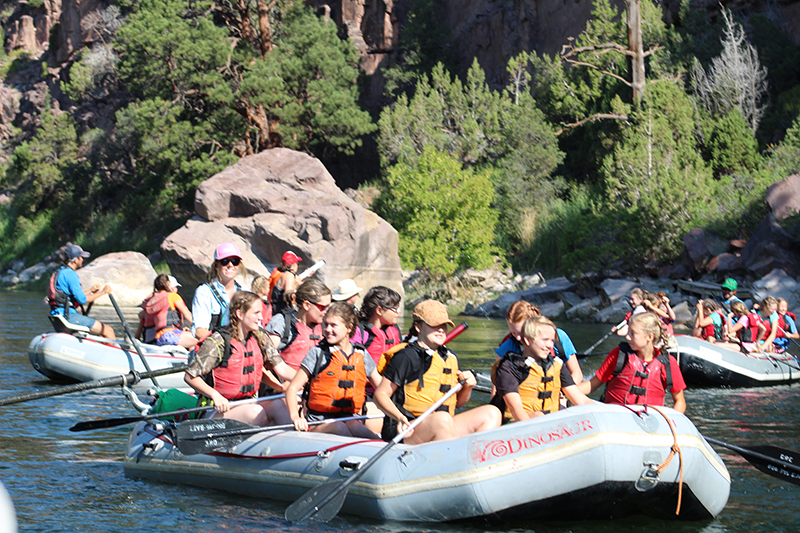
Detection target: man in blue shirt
<box><xmin>49</xmin><ymin>244</ymin><xmax>115</xmax><ymax>339</ymax></box>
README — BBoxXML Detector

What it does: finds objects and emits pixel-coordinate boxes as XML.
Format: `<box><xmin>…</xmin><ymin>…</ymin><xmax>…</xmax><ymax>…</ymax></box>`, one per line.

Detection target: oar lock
<box><xmin>120</xmin><ymin>374</ymin><xmax>151</xmax><ymax>413</ymax></box>
<box><xmin>635</xmin><ymin>450</ymin><xmax>665</xmax><ymax>492</ymax></box>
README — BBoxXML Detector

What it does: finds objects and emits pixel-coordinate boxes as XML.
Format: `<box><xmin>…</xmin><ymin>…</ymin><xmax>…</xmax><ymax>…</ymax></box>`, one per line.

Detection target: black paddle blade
<box><xmin>285</xmin><ymin>480</ymin><xmax>348</xmax><ymax>523</ymax></box>
<box><xmin>70</xmin><ymin>416</ymin><xmax>145</xmax><ymax>432</ymax></box>
<box><xmin>746</xmin><ymin>445</ymin><xmax>800</xmax><ymax>486</ymax></box>
<box><xmin>175</xmin><ymin>418</ymin><xmax>252</xmax><ymax>455</ymax></box>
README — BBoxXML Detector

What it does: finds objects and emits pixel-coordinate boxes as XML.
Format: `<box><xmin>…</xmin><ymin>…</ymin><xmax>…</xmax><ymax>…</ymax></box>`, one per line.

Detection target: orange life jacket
<box><xmin>307</xmin><ymin>344</ymin><xmax>368</xmax><ymax>415</ymax></box>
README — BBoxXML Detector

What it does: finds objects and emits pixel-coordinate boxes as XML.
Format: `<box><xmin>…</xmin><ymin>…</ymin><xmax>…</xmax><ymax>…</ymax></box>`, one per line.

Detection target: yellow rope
<box><xmin>649</xmin><ymin>405</ymin><xmax>684</xmax><ymax>516</ymax></box>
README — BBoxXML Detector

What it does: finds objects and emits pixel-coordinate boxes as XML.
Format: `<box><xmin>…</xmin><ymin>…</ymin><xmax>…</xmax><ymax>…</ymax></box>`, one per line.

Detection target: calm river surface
<box><xmin>1</xmin><ymin>290</ymin><xmax>799</xmax><ymax>532</ymax></box>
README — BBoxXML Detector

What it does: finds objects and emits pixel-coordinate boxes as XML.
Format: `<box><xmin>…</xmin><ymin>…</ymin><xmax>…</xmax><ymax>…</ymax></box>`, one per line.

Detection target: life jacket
<box><xmin>267</xmin><ymin>268</ymin><xmax>282</xmax><ymax>303</ymax></box>
<box><xmin>760</xmin><ymin>314</ymin><xmax>773</xmax><ymax>341</ymax></box>
<box><xmin>207</xmin><ymin>330</ymin><xmax>264</xmax><ymax>401</ymax></box>
<box><xmin>383</xmin><ymin>324</ymin><xmax>401</xmax><ymax>348</ymax></box>
<box><xmin>206</xmin><ymin>281</ymin><xmax>240</xmax><ymax>333</ymax></box>
<box><xmin>702</xmin><ymin>310</ymin><xmax>726</xmax><ymax>340</ymax></box>
<box><xmin>776</xmin><ymin>314</ymin><xmax>789</xmax><ymax>338</ymax></box>
<box><xmin>46</xmin><ymin>267</ymin><xmax>75</xmax><ymax>317</ymax></box>
<box><xmin>260</xmin><ymin>299</ymin><xmax>272</xmax><ymax>328</ymax></box>
<box><xmin>493</xmin><ymin>353</ymin><xmax>561</xmax><ymax>420</ymax></box>
<box><xmin>306</xmin><ymin>342</ymin><xmax>368</xmax><ymax>415</ymax></box>
<box><xmin>602</xmin><ymin>343</ymin><xmax>674</xmax><ymax>407</ymax></box>
<box><xmin>737</xmin><ymin>312</ymin><xmax>763</xmax><ymax>343</ymax></box>
<box><xmin>358</xmin><ymin>322</ymin><xmax>389</xmax><ymax>364</ymax></box>
<box><xmin>378</xmin><ymin>341</ymin><xmax>459</xmax><ymax>418</ymax></box>
<box><xmin>142</xmin><ymin>292</ymin><xmax>182</xmax><ymax>335</ymax></box>
<box><xmin>278</xmin><ymin>308</ymin><xmax>322</xmax><ymax>370</ymax></box>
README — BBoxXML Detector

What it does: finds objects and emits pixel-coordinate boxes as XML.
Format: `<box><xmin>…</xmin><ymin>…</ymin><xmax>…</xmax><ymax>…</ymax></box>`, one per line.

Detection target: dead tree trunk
<box><xmin>627</xmin><ymin>0</ymin><xmax>645</xmax><ymax>103</ymax></box>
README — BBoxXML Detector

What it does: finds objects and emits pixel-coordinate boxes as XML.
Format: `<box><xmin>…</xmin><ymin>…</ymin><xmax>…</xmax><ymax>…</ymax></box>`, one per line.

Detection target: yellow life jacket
<box><xmin>379</xmin><ymin>341</ymin><xmax>459</xmax><ymax>417</ymax></box>
<box><xmin>494</xmin><ymin>354</ymin><xmax>562</xmax><ymax>420</ymax></box>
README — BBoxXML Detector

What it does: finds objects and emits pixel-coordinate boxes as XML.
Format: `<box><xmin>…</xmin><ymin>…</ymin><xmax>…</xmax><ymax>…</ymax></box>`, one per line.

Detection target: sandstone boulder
<box><xmin>766</xmin><ymin>173</ymin><xmax>800</xmax><ymax>220</ymax></box>
<box><xmin>76</xmin><ymin>251</ymin><xmax>157</xmax><ymax>307</ymax></box>
<box><xmin>162</xmin><ymin>148</ymin><xmax>403</xmax><ymax>298</ymax></box>
<box><xmin>598</xmin><ymin>279</ymin><xmax>640</xmax><ymax>305</ymax></box>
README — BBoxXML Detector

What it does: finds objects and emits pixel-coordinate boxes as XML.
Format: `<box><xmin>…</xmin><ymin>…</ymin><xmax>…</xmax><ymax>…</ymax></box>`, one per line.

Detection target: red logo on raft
<box><xmin>471</xmin><ymin>419</ymin><xmax>594</xmax><ymax>463</ymax></box>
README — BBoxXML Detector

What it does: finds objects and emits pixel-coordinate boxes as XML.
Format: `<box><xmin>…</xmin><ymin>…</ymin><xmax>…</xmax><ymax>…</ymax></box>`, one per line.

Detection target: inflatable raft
<box><xmin>668</xmin><ymin>335</ymin><xmax>800</xmax><ymax>387</ymax></box>
<box><xmin>124</xmin><ymin>403</ymin><xmax>730</xmax><ymax>522</ymax></box>
<box><xmin>28</xmin><ymin>331</ymin><xmax>189</xmax><ymax>389</ymax></box>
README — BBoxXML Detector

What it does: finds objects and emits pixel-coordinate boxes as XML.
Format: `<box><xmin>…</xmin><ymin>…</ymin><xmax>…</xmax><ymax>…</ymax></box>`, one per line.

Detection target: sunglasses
<box><xmin>383</xmin><ymin>305</ymin><xmax>399</xmax><ymax>312</ymax></box>
<box><xmin>219</xmin><ymin>257</ymin><xmax>241</xmax><ymax>266</ymax></box>
<box><xmin>312</xmin><ymin>301</ymin><xmax>330</xmax><ymax>312</ymax></box>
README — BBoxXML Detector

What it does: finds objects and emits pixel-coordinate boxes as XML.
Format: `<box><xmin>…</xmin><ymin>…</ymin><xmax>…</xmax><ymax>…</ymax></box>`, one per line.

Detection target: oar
<box><xmin>0</xmin><ymin>365</ymin><xmax>188</xmax><ymax>406</ymax></box>
<box><xmin>297</xmin><ymin>260</ymin><xmax>326</xmax><ymax>281</ymax></box>
<box><xmin>445</xmin><ymin>322</ymin><xmax>468</xmax><ymax>343</ymax></box>
<box><xmin>176</xmin><ymin>414</ymin><xmax>384</xmax><ymax>455</ymax></box>
<box><xmin>108</xmin><ymin>293</ymin><xmax>160</xmax><ymax>389</ymax></box>
<box><xmin>581</xmin><ymin>329</ymin><xmax>616</xmax><ymax>356</ymax></box>
<box><xmin>70</xmin><ymin>392</ymin><xmax>287</xmax><ymax>432</ymax></box>
<box><xmin>704</xmin><ymin>437</ymin><xmax>800</xmax><ymax>486</ymax></box>
<box><xmin>285</xmin><ymin>380</ymin><xmax>466</xmax><ymax>523</ymax></box>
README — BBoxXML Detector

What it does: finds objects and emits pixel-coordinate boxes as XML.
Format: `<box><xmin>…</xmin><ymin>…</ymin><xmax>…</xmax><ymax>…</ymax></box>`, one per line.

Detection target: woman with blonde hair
<box><xmin>579</xmin><ymin>312</ymin><xmax>687</xmax><ymax>413</ymax></box>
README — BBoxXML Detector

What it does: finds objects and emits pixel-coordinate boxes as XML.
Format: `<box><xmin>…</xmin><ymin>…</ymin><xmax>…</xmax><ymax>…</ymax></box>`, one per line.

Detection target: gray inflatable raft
<box><xmin>124</xmin><ymin>403</ymin><xmax>730</xmax><ymax>523</ymax></box>
<box><xmin>669</xmin><ymin>334</ymin><xmax>800</xmax><ymax>387</ymax></box>
<box><xmin>28</xmin><ymin>332</ymin><xmax>189</xmax><ymax>389</ymax></box>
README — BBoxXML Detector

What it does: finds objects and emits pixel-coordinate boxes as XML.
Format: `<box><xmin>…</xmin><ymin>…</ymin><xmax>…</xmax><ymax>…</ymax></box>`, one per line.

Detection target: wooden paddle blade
<box><xmin>284</xmin><ymin>480</ymin><xmax>348</xmax><ymax>523</ymax></box>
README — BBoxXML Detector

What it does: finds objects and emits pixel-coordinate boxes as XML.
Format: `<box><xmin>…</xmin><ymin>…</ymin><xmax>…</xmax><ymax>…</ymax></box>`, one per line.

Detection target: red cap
<box><xmin>282</xmin><ymin>251</ymin><xmax>302</xmax><ymax>265</ymax></box>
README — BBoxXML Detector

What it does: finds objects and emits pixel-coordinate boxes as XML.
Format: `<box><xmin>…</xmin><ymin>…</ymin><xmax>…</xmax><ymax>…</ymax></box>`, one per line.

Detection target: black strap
<box><xmin>280</xmin><ymin>308</ymin><xmax>299</xmax><ymax>349</ymax></box>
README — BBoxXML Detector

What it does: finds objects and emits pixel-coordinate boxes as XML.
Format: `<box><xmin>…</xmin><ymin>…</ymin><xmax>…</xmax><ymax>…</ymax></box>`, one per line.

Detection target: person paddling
<box><xmin>184</xmin><ymin>291</ymin><xmax>293</xmax><ymax>426</ymax></box>
<box><xmin>579</xmin><ymin>312</ymin><xmax>686</xmax><ymax>413</ymax></box>
<box><xmin>47</xmin><ymin>244</ymin><xmax>115</xmax><ymax>339</ymax></box>
<box><xmin>373</xmin><ymin>300</ymin><xmax>501</xmax><ymax>444</ymax></box>
<box><xmin>285</xmin><ymin>302</ymin><xmax>381</xmax><ymax>438</ymax></box>
<box><xmin>192</xmin><ymin>243</ymin><xmax>245</xmax><ymax>340</ymax></box>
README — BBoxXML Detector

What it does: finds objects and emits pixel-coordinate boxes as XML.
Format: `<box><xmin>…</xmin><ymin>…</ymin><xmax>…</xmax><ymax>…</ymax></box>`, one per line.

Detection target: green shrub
<box><xmin>378</xmin><ymin>146</ymin><xmax>499</xmax><ymax>275</ymax></box>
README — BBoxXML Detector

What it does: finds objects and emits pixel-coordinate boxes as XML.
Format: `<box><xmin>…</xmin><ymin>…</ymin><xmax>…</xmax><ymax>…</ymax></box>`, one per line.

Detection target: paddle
<box><xmin>0</xmin><ymin>364</ymin><xmax>188</xmax><ymax>406</ymax></box>
<box><xmin>176</xmin><ymin>414</ymin><xmax>384</xmax><ymax>455</ymax></box>
<box><xmin>297</xmin><ymin>260</ymin><xmax>326</xmax><ymax>282</ymax></box>
<box><xmin>69</xmin><ymin>392</ymin><xmax>286</xmax><ymax>432</ymax></box>
<box><xmin>445</xmin><ymin>322</ymin><xmax>468</xmax><ymax>343</ymax></box>
<box><xmin>107</xmin><ymin>293</ymin><xmax>161</xmax><ymax>389</ymax></box>
<box><xmin>704</xmin><ymin>437</ymin><xmax>800</xmax><ymax>486</ymax></box>
<box><xmin>285</xmin><ymin>380</ymin><xmax>466</xmax><ymax>523</ymax></box>
<box><xmin>581</xmin><ymin>329</ymin><xmax>616</xmax><ymax>356</ymax></box>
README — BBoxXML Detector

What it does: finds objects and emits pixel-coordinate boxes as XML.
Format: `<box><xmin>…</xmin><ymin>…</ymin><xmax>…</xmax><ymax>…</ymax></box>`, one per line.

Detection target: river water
<box><xmin>1</xmin><ymin>291</ymin><xmax>799</xmax><ymax>532</ymax></box>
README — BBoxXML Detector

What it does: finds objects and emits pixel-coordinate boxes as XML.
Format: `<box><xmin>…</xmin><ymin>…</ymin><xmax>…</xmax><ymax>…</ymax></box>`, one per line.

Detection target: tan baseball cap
<box><xmin>412</xmin><ymin>300</ymin><xmax>455</xmax><ymax>328</ymax></box>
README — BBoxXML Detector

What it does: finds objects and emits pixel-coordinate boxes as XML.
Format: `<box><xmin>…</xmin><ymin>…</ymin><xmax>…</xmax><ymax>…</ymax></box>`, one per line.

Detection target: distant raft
<box><xmin>28</xmin><ymin>331</ymin><xmax>189</xmax><ymax>389</ymax></box>
<box><xmin>668</xmin><ymin>334</ymin><xmax>800</xmax><ymax>387</ymax></box>
<box><xmin>124</xmin><ymin>403</ymin><xmax>730</xmax><ymax>523</ymax></box>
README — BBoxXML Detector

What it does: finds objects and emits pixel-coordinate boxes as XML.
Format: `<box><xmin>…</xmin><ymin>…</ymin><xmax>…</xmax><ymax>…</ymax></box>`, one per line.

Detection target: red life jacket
<box><xmin>603</xmin><ymin>344</ymin><xmax>674</xmax><ymax>407</ymax></box>
<box><xmin>359</xmin><ymin>322</ymin><xmax>388</xmax><ymax>364</ymax></box>
<box><xmin>702</xmin><ymin>310</ymin><xmax>726</xmax><ymax>340</ymax></box>
<box><xmin>761</xmin><ymin>315</ymin><xmax>773</xmax><ymax>341</ymax></box>
<box><xmin>211</xmin><ymin>332</ymin><xmax>264</xmax><ymax>401</ymax></box>
<box><xmin>260</xmin><ymin>299</ymin><xmax>272</xmax><ymax>328</ymax></box>
<box><xmin>383</xmin><ymin>324</ymin><xmax>401</xmax><ymax>348</ymax></box>
<box><xmin>278</xmin><ymin>312</ymin><xmax>322</xmax><ymax>370</ymax></box>
<box><xmin>143</xmin><ymin>292</ymin><xmax>182</xmax><ymax>331</ymax></box>
<box><xmin>47</xmin><ymin>267</ymin><xmax>76</xmax><ymax>316</ymax></box>
<box><xmin>738</xmin><ymin>312</ymin><xmax>762</xmax><ymax>343</ymax></box>
<box><xmin>307</xmin><ymin>344</ymin><xmax>368</xmax><ymax>415</ymax></box>
<box><xmin>776</xmin><ymin>314</ymin><xmax>789</xmax><ymax>338</ymax></box>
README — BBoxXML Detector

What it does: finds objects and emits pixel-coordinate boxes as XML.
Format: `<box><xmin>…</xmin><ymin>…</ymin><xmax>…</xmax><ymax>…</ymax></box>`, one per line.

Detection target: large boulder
<box><xmin>162</xmin><ymin>148</ymin><xmax>403</xmax><ymax>298</ymax></box>
<box><xmin>766</xmin><ymin>173</ymin><xmax>800</xmax><ymax>220</ymax></box>
<box><xmin>76</xmin><ymin>251</ymin><xmax>157</xmax><ymax>307</ymax></box>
